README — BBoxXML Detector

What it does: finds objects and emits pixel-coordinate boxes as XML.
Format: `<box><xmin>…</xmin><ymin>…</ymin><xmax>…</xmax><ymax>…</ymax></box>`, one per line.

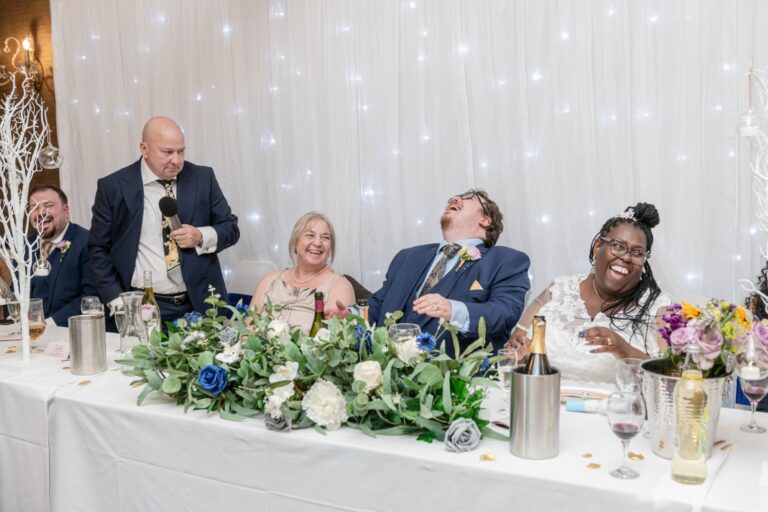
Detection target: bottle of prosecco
<box><xmin>309</xmin><ymin>291</ymin><xmax>325</xmax><ymax>337</ymax></box>
<box><xmin>523</xmin><ymin>315</ymin><xmax>553</xmax><ymax>375</ymax></box>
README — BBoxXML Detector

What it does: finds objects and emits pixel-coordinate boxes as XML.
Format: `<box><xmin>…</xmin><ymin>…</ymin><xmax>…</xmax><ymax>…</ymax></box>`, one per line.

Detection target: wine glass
<box><xmin>737</xmin><ymin>363</ymin><xmax>768</xmax><ymax>434</ymax></box>
<box><xmin>606</xmin><ymin>391</ymin><xmax>645</xmax><ymax>479</ymax></box>
<box><xmin>113</xmin><ymin>304</ymin><xmax>126</xmax><ymax>336</ymax></box>
<box><xmin>496</xmin><ymin>348</ymin><xmax>518</xmax><ymax>416</ymax></box>
<box><xmin>615</xmin><ymin>358</ymin><xmax>643</xmax><ymax>393</ymax></box>
<box><xmin>387</xmin><ymin>323</ymin><xmax>421</xmax><ymax>342</ymax></box>
<box><xmin>28</xmin><ymin>298</ymin><xmax>46</xmax><ymax>346</ymax></box>
<box><xmin>81</xmin><ymin>296</ymin><xmax>103</xmax><ymax>315</ymax></box>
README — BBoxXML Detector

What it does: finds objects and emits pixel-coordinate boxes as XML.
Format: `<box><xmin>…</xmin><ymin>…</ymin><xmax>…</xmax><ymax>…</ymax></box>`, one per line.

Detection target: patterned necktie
<box><xmin>420</xmin><ymin>243</ymin><xmax>461</xmax><ymax>296</ymax></box>
<box><xmin>40</xmin><ymin>241</ymin><xmax>53</xmax><ymax>261</ymax></box>
<box><xmin>157</xmin><ymin>180</ymin><xmax>180</xmax><ymax>273</ymax></box>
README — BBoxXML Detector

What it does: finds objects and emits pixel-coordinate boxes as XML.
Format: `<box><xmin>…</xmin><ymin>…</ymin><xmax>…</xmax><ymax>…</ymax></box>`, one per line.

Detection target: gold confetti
<box><xmin>131</xmin><ymin>381</ymin><xmax>144</xmax><ymax>388</ymax></box>
<box><xmin>658</xmin><ymin>440</ymin><xmax>665</xmax><ymax>450</ymax></box>
<box><xmin>628</xmin><ymin>452</ymin><xmax>644</xmax><ymax>461</ymax></box>
<box><xmin>713</xmin><ymin>439</ymin><xmax>726</xmax><ymax>447</ymax></box>
<box><xmin>720</xmin><ymin>443</ymin><xmax>733</xmax><ymax>451</ymax></box>
<box><xmin>479</xmin><ymin>453</ymin><xmax>496</xmax><ymax>461</ymax></box>
<box><xmin>78</xmin><ymin>380</ymin><xmax>91</xmax><ymax>386</ymax></box>
<box><xmin>586</xmin><ymin>463</ymin><xmax>601</xmax><ymax>469</ymax></box>
<box><xmin>581</xmin><ymin>453</ymin><xmax>593</xmax><ymax>458</ymax></box>
<box><xmin>5</xmin><ymin>347</ymin><xmax>16</xmax><ymax>353</ymax></box>
<box><xmin>62</xmin><ymin>366</ymin><xmax>71</xmax><ymax>370</ymax></box>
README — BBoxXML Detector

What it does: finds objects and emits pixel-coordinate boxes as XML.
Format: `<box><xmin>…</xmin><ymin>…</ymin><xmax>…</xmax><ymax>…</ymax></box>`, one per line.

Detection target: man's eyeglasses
<box><xmin>449</xmin><ymin>192</ymin><xmax>490</xmax><ymax>217</ymax></box>
<box><xmin>599</xmin><ymin>237</ymin><xmax>649</xmax><ymax>264</ymax></box>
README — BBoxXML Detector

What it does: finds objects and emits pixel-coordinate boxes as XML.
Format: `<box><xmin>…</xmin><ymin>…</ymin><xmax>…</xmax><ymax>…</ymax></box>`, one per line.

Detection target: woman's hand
<box><xmin>582</xmin><ymin>327</ymin><xmax>647</xmax><ymax>359</ymax></box>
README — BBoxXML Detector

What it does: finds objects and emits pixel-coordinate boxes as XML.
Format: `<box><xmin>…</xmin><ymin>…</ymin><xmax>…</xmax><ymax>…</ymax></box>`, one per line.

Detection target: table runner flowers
<box><xmin>118</xmin><ymin>289</ymin><xmax>505</xmax><ymax>446</ymax></box>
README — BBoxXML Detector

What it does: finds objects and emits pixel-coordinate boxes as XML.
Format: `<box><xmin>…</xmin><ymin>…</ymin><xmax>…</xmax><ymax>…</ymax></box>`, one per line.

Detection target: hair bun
<box><xmin>629</xmin><ymin>202</ymin><xmax>660</xmax><ymax>229</ymax></box>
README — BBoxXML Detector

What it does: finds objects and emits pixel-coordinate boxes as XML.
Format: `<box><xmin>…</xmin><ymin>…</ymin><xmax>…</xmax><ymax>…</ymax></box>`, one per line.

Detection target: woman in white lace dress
<box><xmin>507</xmin><ymin>203</ymin><xmax>671</xmax><ymax>384</ymax></box>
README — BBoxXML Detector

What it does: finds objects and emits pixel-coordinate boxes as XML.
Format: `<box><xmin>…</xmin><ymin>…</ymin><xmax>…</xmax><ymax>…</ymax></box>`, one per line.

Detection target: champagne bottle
<box><xmin>356</xmin><ymin>298</ymin><xmax>369</xmax><ymax>325</ymax></box>
<box><xmin>309</xmin><ymin>291</ymin><xmax>325</xmax><ymax>337</ymax></box>
<box><xmin>523</xmin><ymin>315</ymin><xmax>553</xmax><ymax>375</ymax></box>
<box><xmin>141</xmin><ymin>270</ymin><xmax>162</xmax><ymax>337</ymax></box>
<box><xmin>671</xmin><ymin>344</ymin><xmax>708</xmax><ymax>485</ymax></box>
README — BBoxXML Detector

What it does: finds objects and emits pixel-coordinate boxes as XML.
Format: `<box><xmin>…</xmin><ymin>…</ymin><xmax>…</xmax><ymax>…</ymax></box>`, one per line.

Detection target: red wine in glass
<box><xmin>742</xmin><ymin>384</ymin><xmax>768</xmax><ymax>403</ymax></box>
<box><xmin>611</xmin><ymin>422</ymin><xmax>640</xmax><ymax>441</ymax></box>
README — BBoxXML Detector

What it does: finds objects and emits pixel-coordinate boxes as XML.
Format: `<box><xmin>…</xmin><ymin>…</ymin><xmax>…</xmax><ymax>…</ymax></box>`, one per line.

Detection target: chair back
<box><xmin>227</xmin><ymin>260</ymin><xmax>278</xmax><ymax>300</ymax></box>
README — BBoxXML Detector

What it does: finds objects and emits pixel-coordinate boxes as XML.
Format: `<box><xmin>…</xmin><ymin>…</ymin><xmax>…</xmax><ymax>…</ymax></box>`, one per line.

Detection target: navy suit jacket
<box><xmin>88</xmin><ymin>158</ymin><xmax>239</xmax><ymax>313</ymax></box>
<box><xmin>368</xmin><ymin>243</ymin><xmax>530</xmax><ymax>355</ymax></box>
<box><xmin>30</xmin><ymin>223</ymin><xmax>98</xmax><ymax>326</ymax></box>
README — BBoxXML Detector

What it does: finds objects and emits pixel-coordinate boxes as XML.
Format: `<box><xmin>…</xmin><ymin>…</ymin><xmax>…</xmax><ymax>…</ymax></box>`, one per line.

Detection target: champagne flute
<box><xmin>737</xmin><ymin>364</ymin><xmax>768</xmax><ymax>434</ymax></box>
<box><xmin>28</xmin><ymin>298</ymin><xmax>46</xmax><ymax>346</ymax></box>
<box><xmin>496</xmin><ymin>348</ymin><xmax>518</xmax><ymax>416</ymax></box>
<box><xmin>81</xmin><ymin>296</ymin><xmax>103</xmax><ymax>315</ymax></box>
<box><xmin>615</xmin><ymin>358</ymin><xmax>643</xmax><ymax>393</ymax></box>
<box><xmin>606</xmin><ymin>391</ymin><xmax>645</xmax><ymax>479</ymax></box>
<box><xmin>7</xmin><ymin>299</ymin><xmax>21</xmax><ymax>334</ymax></box>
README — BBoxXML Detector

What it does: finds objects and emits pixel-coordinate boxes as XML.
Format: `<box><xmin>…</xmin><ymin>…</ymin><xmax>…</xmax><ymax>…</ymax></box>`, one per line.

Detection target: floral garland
<box><xmin>118</xmin><ymin>289</ymin><xmax>505</xmax><ymax>450</ymax></box>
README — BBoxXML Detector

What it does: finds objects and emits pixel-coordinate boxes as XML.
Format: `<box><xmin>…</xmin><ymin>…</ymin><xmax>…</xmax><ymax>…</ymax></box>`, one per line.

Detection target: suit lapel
<box><xmin>392</xmin><ymin>245</ymin><xmax>436</xmax><ymax>310</ymax></box>
<box><xmin>175</xmin><ymin>165</ymin><xmax>196</xmax><ymax>225</ymax></box>
<box><xmin>45</xmin><ymin>223</ymin><xmax>77</xmax><ymax>299</ymax></box>
<box><xmin>431</xmin><ymin>244</ymin><xmax>489</xmax><ymax>298</ymax></box>
<box><xmin>121</xmin><ymin>159</ymin><xmax>144</xmax><ymax>229</ymax></box>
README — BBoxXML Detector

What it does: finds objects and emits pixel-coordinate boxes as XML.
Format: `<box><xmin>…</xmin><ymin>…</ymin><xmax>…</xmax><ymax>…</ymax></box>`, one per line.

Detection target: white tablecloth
<box><xmin>46</xmin><ymin>371</ymin><xmax>767</xmax><ymax>512</ymax></box>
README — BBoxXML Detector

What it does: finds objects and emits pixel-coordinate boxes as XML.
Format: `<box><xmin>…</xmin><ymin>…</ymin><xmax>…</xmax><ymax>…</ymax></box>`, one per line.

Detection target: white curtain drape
<box><xmin>50</xmin><ymin>0</ymin><xmax>768</xmax><ymax>303</ymax></box>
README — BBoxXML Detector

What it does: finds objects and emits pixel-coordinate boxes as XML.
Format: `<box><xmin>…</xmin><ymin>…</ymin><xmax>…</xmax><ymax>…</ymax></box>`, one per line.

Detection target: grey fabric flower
<box><xmin>265</xmin><ymin>412</ymin><xmax>292</xmax><ymax>433</ymax></box>
<box><xmin>445</xmin><ymin>418</ymin><xmax>481</xmax><ymax>452</ymax></box>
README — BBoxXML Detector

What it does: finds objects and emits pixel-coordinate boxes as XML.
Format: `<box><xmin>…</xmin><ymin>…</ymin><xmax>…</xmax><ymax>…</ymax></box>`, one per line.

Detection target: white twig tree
<box><xmin>0</xmin><ymin>74</ymin><xmax>50</xmax><ymax>363</ymax></box>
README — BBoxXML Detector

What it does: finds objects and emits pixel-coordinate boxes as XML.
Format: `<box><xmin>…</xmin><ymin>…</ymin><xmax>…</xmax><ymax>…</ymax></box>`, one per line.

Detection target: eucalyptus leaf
<box><xmin>161</xmin><ymin>375</ymin><xmax>182</xmax><ymax>394</ymax></box>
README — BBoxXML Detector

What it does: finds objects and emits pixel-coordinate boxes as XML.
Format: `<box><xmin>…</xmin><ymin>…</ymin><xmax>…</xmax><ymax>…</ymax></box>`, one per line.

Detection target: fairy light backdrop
<box><xmin>50</xmin><ymin>0</ymin><xmax>768</xmax><ymax>301</ymax></box>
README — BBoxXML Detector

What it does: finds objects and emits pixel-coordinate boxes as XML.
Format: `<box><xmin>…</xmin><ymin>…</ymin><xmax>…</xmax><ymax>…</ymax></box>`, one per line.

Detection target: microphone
<box><xmin>158</xmin><ymin>196</ymin><xmax>182</xmax><ymax>231</ymax></box>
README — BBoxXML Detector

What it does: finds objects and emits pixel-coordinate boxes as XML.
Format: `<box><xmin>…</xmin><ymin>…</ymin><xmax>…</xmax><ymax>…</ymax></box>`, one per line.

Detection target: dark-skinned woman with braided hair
<box><xmin>506</xmin><ymin>203</ymin><xmax>672</xmax><ymax>384</ymax></box>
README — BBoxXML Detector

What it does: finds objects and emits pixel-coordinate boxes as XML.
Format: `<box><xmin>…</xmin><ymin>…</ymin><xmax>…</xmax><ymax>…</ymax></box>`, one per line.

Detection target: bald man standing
<box><xmin>89</xmin><ymin>116</ymin><xmax>239</xmax><ymax>327</ymax></box>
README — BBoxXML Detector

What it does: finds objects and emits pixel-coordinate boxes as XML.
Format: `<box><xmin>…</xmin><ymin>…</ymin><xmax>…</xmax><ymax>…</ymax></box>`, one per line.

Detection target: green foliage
<box><xmin>118</xmin><ymin>289</ymin><xmax>503</xmax><ymax>442</ymax></box>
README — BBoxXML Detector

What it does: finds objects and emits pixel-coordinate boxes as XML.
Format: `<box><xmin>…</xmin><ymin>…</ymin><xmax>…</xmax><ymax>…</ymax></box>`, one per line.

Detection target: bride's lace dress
<box><xmin>533</xmin><ymin>274</ymin><xmax>672</xmax><ymax>384</ymax></box>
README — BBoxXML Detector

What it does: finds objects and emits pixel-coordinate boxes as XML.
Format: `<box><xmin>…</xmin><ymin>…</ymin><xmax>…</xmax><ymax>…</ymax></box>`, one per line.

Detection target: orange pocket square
<box><xmin>470</xmin><ymin>280</ymin><xmax>484</xmax><ymax>291</ymax></box>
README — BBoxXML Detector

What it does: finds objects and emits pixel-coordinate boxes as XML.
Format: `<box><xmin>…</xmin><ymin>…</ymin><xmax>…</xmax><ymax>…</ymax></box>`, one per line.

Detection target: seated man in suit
<box><xmin>89</xmin><ymin>116</ymin><xmax>239</xmax><ymax>327</ymax></box>
<box><xmin>366</xmin><ymin>189</ymin><xmax>530</xmax><ymax>355</ymax></box>
<box><xmin>28</xmin><ymin>184</ymin><xmax>98</xmax><ymax>326</ymax></box>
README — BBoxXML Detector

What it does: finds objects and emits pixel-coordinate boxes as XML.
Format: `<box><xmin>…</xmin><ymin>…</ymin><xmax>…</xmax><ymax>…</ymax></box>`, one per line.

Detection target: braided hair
<box><xmin>588</xmin><ymin>202</ymin><xmax>662</xmax><ymax>341</ymax></box>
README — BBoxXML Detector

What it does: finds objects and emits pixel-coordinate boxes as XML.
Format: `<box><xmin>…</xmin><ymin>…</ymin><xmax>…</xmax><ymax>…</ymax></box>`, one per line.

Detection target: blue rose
<box><xmin>185</xmin><ymin>312</ymin><xmax>203</xmax><ymax>326</ymax></box>
<box><xmin>235</xmin><ymin>302</ymin><xmax>249</xmax><ymax>314</ymax></box>
<box><xmin>416</xmin><ymin>332</ymin><xmax>436</xmax><ymax>352</ymax></box>
<box><xmin>352</xmin><ymin>325</ymin><xmax>373</xmax><ymax>353</ymax></box>
<box><xmin>478</xmin><ymin>357</ymin><xmax>490</xmax><ymax>373</ymax></box>
<box><xmin>197</xmin><ymin>365</ymin><xmax>229</xmax><ymax>396</ymax></box>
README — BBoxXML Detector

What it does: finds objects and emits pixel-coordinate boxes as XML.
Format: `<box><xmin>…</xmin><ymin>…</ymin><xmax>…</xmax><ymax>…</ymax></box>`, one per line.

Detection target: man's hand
<box><xmin>171</xmin><ymin>225</ymin><xmax>203</xmax><ymax>249</ymax></box>
<box><xmin>412</xmin><ymin>293</ymin><xmax>452</xmax><ymax>321</ymax></box>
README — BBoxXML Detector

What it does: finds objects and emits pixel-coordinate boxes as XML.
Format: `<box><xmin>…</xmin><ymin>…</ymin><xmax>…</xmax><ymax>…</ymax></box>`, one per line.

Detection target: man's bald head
<box><xmin>140</xmin><ymin>116</ymin><xmax>186</xmax><ymax>180</ymax></box>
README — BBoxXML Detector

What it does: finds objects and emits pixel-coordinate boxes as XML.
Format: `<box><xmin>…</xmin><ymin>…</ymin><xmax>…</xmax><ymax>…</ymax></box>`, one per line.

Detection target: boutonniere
<box><xmin>455</xmin><ymin>246</ymin><xmax>481</xmax><ymax>272</ymax></box>
<box><xmin>56</xmin><ymin>240</ymin><xmax>71</xmax><ymax>261</ymax></box>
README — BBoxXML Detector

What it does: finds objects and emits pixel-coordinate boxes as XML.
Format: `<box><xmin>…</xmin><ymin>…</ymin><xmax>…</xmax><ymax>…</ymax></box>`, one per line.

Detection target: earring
<box><xmin>590</xmin><ymin>261</ymin><xmax>596</xmax><ymax>274</ymax></box>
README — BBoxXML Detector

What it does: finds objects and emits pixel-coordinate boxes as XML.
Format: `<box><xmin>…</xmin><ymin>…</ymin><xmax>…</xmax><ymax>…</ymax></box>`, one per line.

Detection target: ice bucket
<box><xmin>641</xmin><ymin>358</ymin><xmax>729</xmax><ymax>459</ymax></box>
<box><xmin>509</xmin><ymin>366</ymin><xmax>560</xmax><ymax>459</ymax></box>
<box><xmin>68</xmin><ymin>314</ymin><xmax>107</xmax><ymax>375</ymax></box>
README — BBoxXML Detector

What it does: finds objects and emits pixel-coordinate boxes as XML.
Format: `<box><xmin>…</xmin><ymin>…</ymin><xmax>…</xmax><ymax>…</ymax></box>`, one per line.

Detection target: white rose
<box><xmin>267</xmin><ymin>319</ymin><xmax>290</xmax><ymax>338</ymax></box>
<box><xmin>215</xmin><ymin>340</ymin><xmax>242</xmax><ymax>364</ymax></box>
<box><xmin>353</xmin><ymin>361</ymin><xmax>383</xmax><ymax>393</ymax></box>
<box><xmin>314</xmin><ymin>328</ymin><xmax>331</xmax><ymax>343</ymax></box>
<box><xmin>269</xmin><ymin>361</ymin><xmax>299</xmax><ymax>383</ymax></box>
<box><xmin>394</xmin><ymin>336</ymin><xmax>421</xmax><ymax>364</ymax></box>
<box><xmin>264</xmin><ymin>398</ymin><xmax>284</xmax><ymax>419</ymax></box>
<box><xmin>181</xmin><ymin>331</ymin><xmax>208</xmax><ymax>349</ymax></box>
<box><xmin>269</xmin><ymin>381</ymin><xmax>295</xmax><ymax>405</ymax></box>
<box><xmin>301</xmin><ymin>379</ymin><xmax>348</xmax><ymax>430</ymax></box>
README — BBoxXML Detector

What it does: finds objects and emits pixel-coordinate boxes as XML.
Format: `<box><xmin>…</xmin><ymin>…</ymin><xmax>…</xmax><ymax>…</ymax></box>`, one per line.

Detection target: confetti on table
<box><xmin>720</xmin><ymin>443</ymin><xmax>733</xmax><ymax>451</ymax></box>
<box><xmin>586</xmin><ymin>463</ymin><xmax>601</xmax><ymax>469</ymax></box>
<box><xmin>581</xmin><ymin>453</ymin><xmax>593</xmax><ymax>458</ymax></box>
<box><xmin>131</xmin><ymin>381</ymin><xmax>144</xmax><ymax>388</ymax></box>
<box><xmin>628</xmin><ymin>452</ymin><xmax>645</xmax><ymax>461</ymax></box>
<box><xmin>713</xmin><ymin>439</ymin><xmax>726</xmax><ymax>447</ymax></box>
<box><xmin>5</xmin><ymin>346</ymin><xmax>16</xmax><ymax>354</ymax></box>
<box><xmin>479</xmin><ymin>453</ymin><xmax>496</xmax><ymax>461</ymax></box>
<box><xmin>78</xmin><ymin>380</ymin><xmax>91</xmax><ymax>386</ymax></box>
<box><xmin>62</xmin><ymin>366</ymin><xmax>71</xmax><ymax>370</ymax></box>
